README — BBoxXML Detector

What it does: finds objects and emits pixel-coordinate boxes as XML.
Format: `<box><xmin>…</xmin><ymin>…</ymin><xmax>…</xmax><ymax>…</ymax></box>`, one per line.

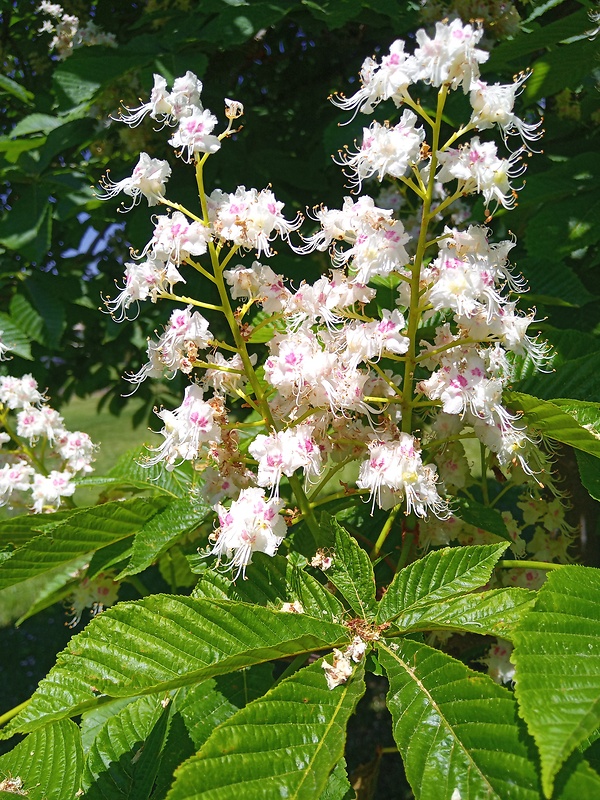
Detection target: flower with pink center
<box><xmin>97</xmin><ymin>152</ymin><xmax>171</xmax><ymax>209</ymax></box>
<box><xmin>0</xmin><ymin>374</ymin><xmax>45</xmax><ymax>409</ymax></box>
<box><xmin>413</xmin><ymin>19</ymin><xmax>488</xmax><ymax>93</ymax></box>
<box><xmin>169</xmin><ymin>108</ymin><xmax>221</xmax><ymax>161</ymax></box>
<box><xmin>248</xmin><ymin>424</ymin><xmax>323</xmax><ymax>494</ymax></box>
<box><xmin>210</xmin><ymin>487</ymin><xmax>287</xmax><ymax>578</ymax></box>
<box><xmin>31</xmin><ymin>469</ymin><xmax>76</xmax><ymax>513</ymax></box>
<box><xmin>336</xmin><ymin>111</ymin><xmax>425</xmax><ymax>190</ymax></box>
<box><xmin>147</xmin><ymin>384</ymin><xmax>222</xmax><ymax>469</ymax></box>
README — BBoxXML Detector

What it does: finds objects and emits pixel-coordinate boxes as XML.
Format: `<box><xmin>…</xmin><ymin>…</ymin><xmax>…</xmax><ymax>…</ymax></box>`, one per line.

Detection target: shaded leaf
<box><xmin>453</xmin><ymin>497</ymin><xmax>511</xmax><ymax>541</ymax></box>
<box><xmin>118</xmin><ymin>498</ymin><xmax>209</xmax><ymax>579</ymax></box>
<box><xmin>82</xmin><ymin>694</ymin><xmax>170</xmax><ymax>799</ymax></box>
<box><xmin>321</xmin><ymin>515</ymin><xmax>377</xmax><ymax>620</ymax></box>
<box><xmin>512</xmin><ymin>565</ymin><xmax>600</xmax><ymax>798</ymax></box>
<box><xmin>0</xmin><ymin>497</ymin><xmax>167</xmax><ymax>590</ymax></box>
<box><xmin>166</xmin><ymin>658</ymin><xmax>365</xmax><ymax>800</ymax></box>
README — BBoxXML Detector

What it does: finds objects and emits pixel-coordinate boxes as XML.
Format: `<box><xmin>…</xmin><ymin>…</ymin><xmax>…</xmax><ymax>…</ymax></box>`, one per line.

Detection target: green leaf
<box><xmin>53</xmin><ymin>49</ymin><xmax>151</xmax><ymax>108</ymax></box>
<box><xmin>100</xmin><ymin>445</ymin><xmax>191</xmax><ymax>498</ymax></box>
<box><xmin>9</xmin><ymin>113</ymin><xmax>62</xmax><ymax>137</ymax></box>
<box><xmin>192</xmin><ymin>553</ymin><xmax>344</xmax><ymax>621</ymax></box>
<box><xmin>320</xmin><ymin>515</ymin><xmax>377</xmax><ymax>619</ymax></box>
<box><xmin>0</xmin><ymin>183</ymin><xmax>51</xmax><ymax>263</ymax></box>
<box><xmin>117</xmin><ymin>498</ymin><xmax>209</xmax><ymax>579</ymax></box>
<box><xmin>575</xmin><ymin>451</ymin><xmax>600</xmax><ymax>502</ymax></box>
<box><xmin>0</xmin><ymin>497</ymin><xmax>166</xmax><ymax>590</ymax></box>
<box><xmin>512</xmin><ymin>565</ymin><xmax>600</xmax><ymax>798</ymax></box>
<box><xmin>0</xmin><ymin>312</ymin><xmax>33</xmax><ymax>360</ymax></box>
<box><xmin>389</xmin><ymin>587</ymin><xmax>535</xmax><ymax>639</ymax></box>
<box><xmin>179</xmin><ymin>666</ymin><xmax>274</xmax><ymax>749</ymax></box>
<box><xmin>9</xmin><ymin>293</ymin><xmax>44</xmax><ymax>344</ymax></box>
<box><xmin>504</xmin><ymin>392</ymin><xmax>600</xmax><ymax>458</ymax></box>
<box><xmin>0</xmin><ymin>74</ymin><xmax>33</xmax><ymax>105</ymax></box>
<box><xmin>2</xmin><ymin>595</ymin><xmax>349</xmax><ymax>738</ymax></box>
<box><xmin>0</xmin><ymin>719</ymin><xmax>83</xmax><ymax>800</ymax></box>
<box><xmin>378</xmin><ymin>639</ymin><xmax>541</xmax><ymax>799</ymax></box>
<box><xmin>514</xmin><ymin>352</ymin><xmax>600</xmax><ymax>403</ymax></box>
<box><xmin>319</xmin><ymin>758</ymin><xmax>354</xmax><ymax>800</ymax></box>
<box><xmin>82</xmin><ymin>694</ymin><xmax>170</xmax><ymax>799</ymax></box>
<box><xmin>166</xmin><ymin>658</ymin><xmax>365</xmax><ymax>800</ymax></box>
<box><xmin>0</xmin><ymin>507</ymin><xmax>84</xmax><ymax>549</ymax></box>
<box><xmin>524</xmin><ymin>39</ymin><xmax>600</xmax><ymax>104</ymax></box>
<box><xmin>376</xmin><ymin>543</ymin><xmax>509</xmax><ymax>624</ymax></box>
<box><xmin>453</xmin><ymin>497</ymin><xmax>511</xmax><ymax>541</ymax></box>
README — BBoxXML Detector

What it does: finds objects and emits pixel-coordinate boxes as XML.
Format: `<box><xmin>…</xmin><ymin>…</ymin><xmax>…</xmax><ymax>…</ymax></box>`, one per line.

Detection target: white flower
<box><xmin>436</xmin><ymin>138</ymin><xmax>526</xmax><ymax>212</ymax></box>
<box><xmin>413</xmin><ymin>19</ymin><xmax>488</xmax><ymax>93</ymax></box>
<box><xmin>147</xmin><ymin>384</ymin><xmax>222</xmax><ymax>469</ymax></box>
<box><xmin>208</xmin><ymin>186</ymin><xmax>301</xmax><ymax>257</ymax></box>
<box><xmin>97</xmin><ymin>152</ymin><xmax>171</xmax><ymax>209</ymax></box>
<box><xmin>16</xmin><ymin>405</ymin><xmax>65</xmax><ymax>445</ymax></box>
<box><xmin>0</xmin><ymin>374</ymin><xmax>45</xmax><ymax>409</ymax></box>
<box><xmin>322</xmin><ymin>648</ymin><xmax>354</xmax><ymax>690</ymax></box>
<box><xmin>481</xmin><ymin>639</ymin><xmax>515</xmax><ymax>685</ymax></box>
<box><xmin>169</xmin><ymin>107</ymin><xmax>221</xmax><ymax>161</ymax></box>
<box><xmin>30</xmin><ymin>470</ymin><xmax>76</xmax><ymax>513</ymax></box>
<box><xmin>331</xmin><ymin>39</ymin><xmax>415</xmax><ymax>118</ymax></box>
<box><xmin>357</xmin><ymin>434</ymin><xmax>448</xmax><ymax>517</ymax></box>
<box><xmin>57</xmin><ymin>431</ymin><xmax>96</xmax><ymax>474</ymax></box>
<box><xmin>103</xmin><ymin>256</ymin><xmax>185</xmax><ymax>321</ymax></box>
<box><xmin>248</xmin><ymin>424</ymin><xmax>323</xmax><ymax>494</ymax></box>
<box><xmin>0</xmin><ymin>460</ymin><xmax>35</xmax><ymax>505</ymax></box>
<box><xmin>470</xmin><ymin>75</ymin><xmax>543</xmax><ymax>149</ymax></box>
<box><xmin>117</xmin><ymin>73</ymin><xmax>173</xmax><ymax>127</ymax></box>
<box><xmin>336</xmin><ymin>111</ymin><xmax>425</xmax><ymax>190</ymax></box>
<box><xmin>210</xmin><ymin>487</ymin><xmax>287</xmax><ymax>578</ymax></box>
<box><xmin>224</xmin><ymin>261</ymin><xmax>291</xmax><ymax>313</ymax></box>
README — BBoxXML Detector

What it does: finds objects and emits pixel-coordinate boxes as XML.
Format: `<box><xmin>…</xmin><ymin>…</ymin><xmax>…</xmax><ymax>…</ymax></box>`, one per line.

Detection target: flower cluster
<box><xmin>0</xmin><ymin>372</ymin><xmax>95</xmax><ymax>513</ymax></box>
<box><xmin>38</xmin><ymin>1</ymin><xmax>116</xmax><ymax>60</ymax></box>
<box><xmin>99</xmin><ymin>18</ymin><xmax>554</xmax><ymax>585</ymax></box>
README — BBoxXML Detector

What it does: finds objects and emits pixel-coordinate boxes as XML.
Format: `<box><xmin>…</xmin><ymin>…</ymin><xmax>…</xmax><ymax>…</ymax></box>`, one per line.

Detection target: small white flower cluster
<box><xmin>0</xmin><ymin>373</ymin><xmax>95</xmax><ymax>513</ymax></box>
<box><xmin>65</xmin><ymin>572</ymin><xmax>120</xmax><ymax>628</ymax></box>
<box><xmin>38</xmin><ymin>1</ymin><xmax>116</xmax><ymax>60</ymax></box>
<box><xmin>322</xmin><ymin>636</ymin><xmax>367</xmax><ymax>690</ymax></box>
<box><xmin>209</xmin><ymin>487</ymin><xmax>287</xmax><ymax>579</ymax></box>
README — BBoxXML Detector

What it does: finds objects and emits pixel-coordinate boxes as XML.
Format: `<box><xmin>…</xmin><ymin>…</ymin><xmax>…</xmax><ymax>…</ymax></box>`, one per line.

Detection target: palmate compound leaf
<box><xmin>376</xmin><ymin>543</ymin><xmax>509</xmax><ymax>625</ymax></box>
<box><xmin>377</xmin><ymin>638</ymin><xmax>541</xmax><ymax>800</ymax></box>
<box><xmin>0</xmin><ymin>718</ymin><xmax>83</xmax><ymax>800</ymax></box>
<box><xmin>0</xmin><ymin>595</ymin><xmax>350</xmax><ymax>740</ymax></box>
<box><xmin>166</xmin><ymin>657</ymin><xmax>365</xmax><ymax>800</ymax></box>
<box><xmin>512</xmin><ymin>565</ymin><xmax>600</xmax><ymax>799</ymax></box>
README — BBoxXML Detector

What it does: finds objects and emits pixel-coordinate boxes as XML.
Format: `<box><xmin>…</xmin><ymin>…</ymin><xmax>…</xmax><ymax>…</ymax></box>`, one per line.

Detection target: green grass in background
<box><xmin>60</xmin><ymin>393</ymin><xmax>154</xmax><ymax>477</ymax></box>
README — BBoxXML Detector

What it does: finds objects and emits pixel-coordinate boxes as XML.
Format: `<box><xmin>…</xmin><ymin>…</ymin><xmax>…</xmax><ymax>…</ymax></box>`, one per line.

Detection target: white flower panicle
<box><xmin>38</xmin><ymin>1</ymin><xmax>116</xmax><ymax>60</ymax></box>
<box><xmin>98</xmin><ymin>18</ymin><xmax>551</xmax><ymax>589</ymax></box>
<box><xmin>0</xmin><ymin>374</ymin><xmax>96</xmax><ymax>513</ymax></box>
